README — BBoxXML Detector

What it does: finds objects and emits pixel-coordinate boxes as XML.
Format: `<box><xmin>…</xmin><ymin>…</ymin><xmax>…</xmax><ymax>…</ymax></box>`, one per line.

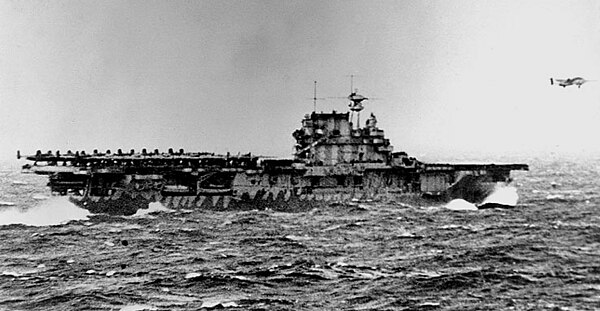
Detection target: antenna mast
<box><xmin>313</xmin><ymin>81</ymin><xmax>317</xmax><ymax>112</ymax></box>
<box><xmin>349</xmin><ymin>74</ymin><xmax>354</xmax><ymax>127</ymax></box>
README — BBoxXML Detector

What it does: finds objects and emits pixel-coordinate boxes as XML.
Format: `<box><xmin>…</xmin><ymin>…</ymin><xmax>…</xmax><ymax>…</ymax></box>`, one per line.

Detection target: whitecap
<box><xmin>480</xmin><ymin>185</ymin><xmax>519</xmax><ymax>206</ymax></box>
<box><xmin>32</xmin><ymin>194</ymin><xmax>50</xmax><ymax>201</ymax></box>
<box><xmin>128</xmin><ymin>202</ymin><xmax>174</xmax><ymax>218</ymax></box>
<box><xmin>119</xmin><ymin>304</ymin><xmax>157</xmax><ymax>311</ymax></box>
<box><xmin>546</xmin><ymin>194</ymin><xmax>566</xmax><ymax>201</ymax></box>
<box><xmin>444</xmin><ymin>199</ymin><xmax>478</xmax><ymax>211</ymax></box>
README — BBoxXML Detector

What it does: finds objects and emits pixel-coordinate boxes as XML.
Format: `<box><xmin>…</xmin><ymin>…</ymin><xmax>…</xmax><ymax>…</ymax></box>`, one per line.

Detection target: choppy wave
<box><xmin>1</xmin><ymin>159</ymin><xmax>599</xmax><ymax>310</ymax></box>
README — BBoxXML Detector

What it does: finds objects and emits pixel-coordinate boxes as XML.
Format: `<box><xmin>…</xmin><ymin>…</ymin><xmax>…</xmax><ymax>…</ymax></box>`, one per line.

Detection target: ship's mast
<box><xmin>349</xmin><ymin>75</ymin><xmax>355</xmax><ymax>127</ymax></box>
<box><xmin>356</xmin><ymin>96</ymin><xmax>361</xmax><ymax>129</ymax></box>
<box><xmin>311</xmin><ymin>80</ymin><xmax>326</xmax><ymax>112</ymax></box>
<box><xmin>313</xmin><ymin>81</ymin><xmax>317</xmax><ymax>112</ymax></box>
<box><xmin>347</xmin><ymin>74</ymin><xmax>367</xmax><ymax>130</ymax></box>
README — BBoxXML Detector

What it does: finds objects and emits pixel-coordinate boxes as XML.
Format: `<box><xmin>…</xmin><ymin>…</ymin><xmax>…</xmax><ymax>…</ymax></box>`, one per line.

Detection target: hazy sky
<box><xmin>1</xmin><ymin>0</ymin><xmax>600</xmax><ymax>161</ymax></box>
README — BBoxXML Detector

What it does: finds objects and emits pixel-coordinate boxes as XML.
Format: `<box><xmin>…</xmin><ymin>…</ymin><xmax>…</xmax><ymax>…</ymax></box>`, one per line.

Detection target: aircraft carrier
<box><xmin>18</xmin><ymin>88</ymin><xmax>528</xmax><ymax>215</ymax></box>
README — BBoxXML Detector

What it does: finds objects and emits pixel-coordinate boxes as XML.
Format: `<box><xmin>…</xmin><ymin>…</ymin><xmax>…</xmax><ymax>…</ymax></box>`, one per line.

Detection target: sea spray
<box><xmin>0</xmin><ymin>197</ymin><xmax>90</xmax><ymax>226</ymax></box>
<box><xmin>445</xmin><ymin>199</ymin><xmax>478</xmax><ymax>211</ymax></box>
<box><xmin>480</xmin><ymin>185</ymin><xmax>519</xmax><ymax>206</ymax></box>
<box><xmin>127</xmin><ymin>202</ymin><xmax>174</xmax><ymax>218</ymax></box>
<box><xmin>444</xmin><ymin>185</ymin><xmax>519</xmax><ymax>210</ymax></box>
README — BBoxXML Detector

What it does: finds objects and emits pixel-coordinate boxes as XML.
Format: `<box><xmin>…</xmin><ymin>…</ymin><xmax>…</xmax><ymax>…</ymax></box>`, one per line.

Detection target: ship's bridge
<box><xmin>293</xmin><ymin>110</ymin><xmax>393</xmax><ymax>166</ymax></box>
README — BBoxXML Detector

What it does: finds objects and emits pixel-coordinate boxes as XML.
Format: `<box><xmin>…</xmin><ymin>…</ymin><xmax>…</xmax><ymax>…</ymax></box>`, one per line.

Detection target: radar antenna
<box><xmin>346</xmin><ymin>75</ymin><xmax>368</xmax><ymax>129</ymax></box>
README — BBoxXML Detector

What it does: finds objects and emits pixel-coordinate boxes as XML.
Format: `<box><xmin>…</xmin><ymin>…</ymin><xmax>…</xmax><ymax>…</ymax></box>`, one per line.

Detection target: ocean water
<box><xmin>0</xmin><ymin>156</ymin><xmax>599</xmax><ymax>310</ymax></box>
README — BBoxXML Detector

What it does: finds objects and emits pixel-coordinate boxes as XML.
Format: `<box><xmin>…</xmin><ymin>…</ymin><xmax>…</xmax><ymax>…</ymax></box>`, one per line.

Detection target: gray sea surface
<box><xmin>0</xmin><ymin>156</ymin><xmax>599</xmax><ymax>310</ymax></box>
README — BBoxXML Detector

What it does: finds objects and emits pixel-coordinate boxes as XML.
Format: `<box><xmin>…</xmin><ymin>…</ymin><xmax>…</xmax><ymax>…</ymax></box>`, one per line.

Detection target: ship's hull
<box><xmin>23</xmin><ymin>151</ymin><xmax>527</xmax><ymax>215</ymax></box>
<box><xmin>69</xmin><ymin>175</ymin><xmax>503</xmax><ymax>215</ymax></box>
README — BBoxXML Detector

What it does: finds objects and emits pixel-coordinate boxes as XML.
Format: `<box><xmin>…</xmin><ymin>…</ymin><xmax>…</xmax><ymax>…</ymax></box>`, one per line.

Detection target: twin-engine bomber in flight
<box><xmin>550</xmin><ymin>77</ymin><xmax>591</xmax><ymax>88</ymax></box>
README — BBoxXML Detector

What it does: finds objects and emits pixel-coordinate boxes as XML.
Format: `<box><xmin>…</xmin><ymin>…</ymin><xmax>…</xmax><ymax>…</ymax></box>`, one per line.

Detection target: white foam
<box><xmin>119</xmin><ymin>304</ymin><xmax>157</xmax><ymax>311</ymax></box>
<box><xmin>481</xmin><ymin>185</ymin><xmax>519</xmax><ymax>206</ymax></box>
<box><xmin>0</xmin><ymin>197</ymin><xmax>90</xmax><ymax>226</ymax></box>
<box><xmin>32</xmin><ymin>194</ymin><xmax>50</xmax><ymax>201</ymax></box>
<box><xmin>546</xmin><ymin>194</ymin><xmax>565</xmax><ymax>201</ymax></box>
<box><xmin>129</xmin><ymin>202</ymin><xmax>173</xmax><ymax>218</ymax></box>
<box><xmin>445</xmin><ymin>199</ymin><xmax>478</xmax><ymax>211</ymax></box>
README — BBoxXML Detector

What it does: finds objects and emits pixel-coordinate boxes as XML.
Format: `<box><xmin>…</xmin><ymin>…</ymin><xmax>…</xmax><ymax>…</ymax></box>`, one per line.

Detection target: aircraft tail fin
<box><xmin>550</xmin><ymin>78</ymin><xmax>554</xmax><ymax>85</ymax></box>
